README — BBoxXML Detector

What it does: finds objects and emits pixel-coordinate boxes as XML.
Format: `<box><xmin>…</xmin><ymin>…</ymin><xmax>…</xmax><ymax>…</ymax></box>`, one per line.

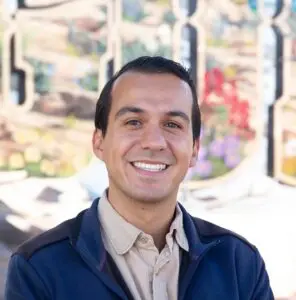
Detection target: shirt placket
<box><xmin>151</xmin><ymin>245</ymin><xmax>172</xmax><ymax>300</ymax></box>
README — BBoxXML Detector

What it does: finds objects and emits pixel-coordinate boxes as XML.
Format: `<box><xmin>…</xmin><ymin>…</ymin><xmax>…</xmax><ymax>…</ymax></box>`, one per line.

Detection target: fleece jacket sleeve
<box><xmin>251</xmin><ymin>249</ymin><xmax>274</xmax><ymax>300</ymax></box>
<box><xmin>5</xmin><ymin>254</ymin><xmax>50</xmax><ymax>300</ymax></box>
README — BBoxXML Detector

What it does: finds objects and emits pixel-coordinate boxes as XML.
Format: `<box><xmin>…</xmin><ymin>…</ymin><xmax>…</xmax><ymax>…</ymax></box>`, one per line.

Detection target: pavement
<box><xmin>0</xmin><ymin>243</ymin><xmax>10</xmax><ymax>299</ymax></box>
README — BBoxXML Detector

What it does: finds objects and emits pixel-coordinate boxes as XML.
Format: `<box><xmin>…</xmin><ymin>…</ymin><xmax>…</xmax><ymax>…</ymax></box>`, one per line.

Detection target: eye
<box><xmin>125</xmin><ymin>119</ymin><xmax>141</xmax><ymax>127</ymax></box>
<box><xmin>165</xmin><ymin>122</ymin><xmax>181</xmax><ymax>129</ymax></box>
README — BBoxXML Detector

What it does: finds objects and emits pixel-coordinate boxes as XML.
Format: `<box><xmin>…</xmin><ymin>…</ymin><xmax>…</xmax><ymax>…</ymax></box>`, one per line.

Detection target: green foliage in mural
<box><xmin>67</xmin><ymin>24</ymin><xmax>106</xmax><ymax>57</ymax></box>
<box><xmin>123</xmin><ymin>40</ymin><xmax>171</xmax><ymax>65</ymax></box>
<box><xmin>122</xmin><ymin>0</ymin><xmax>148</xmax><ymax>22</ymax></box>
<box><xmin>27</xmin><ymin>58</ymin><xmax>55</xmax><ymax>94</ymax></box>
<box><xmin>163</xmin><ymin>11</ymin><xmax>177</xmax><ymax>26</ymax></box>
<box><xmin>78</xmin><ymin>71</ymin><xmax>98</xmax><ymax>92</ymax></box>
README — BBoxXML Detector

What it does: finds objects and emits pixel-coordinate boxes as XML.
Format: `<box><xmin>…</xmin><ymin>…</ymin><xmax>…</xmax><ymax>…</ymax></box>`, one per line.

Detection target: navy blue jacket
<box><xmin>5</xmin><ymin>198</ymin><xmax>274</xmax><ymax>299</ymax></box>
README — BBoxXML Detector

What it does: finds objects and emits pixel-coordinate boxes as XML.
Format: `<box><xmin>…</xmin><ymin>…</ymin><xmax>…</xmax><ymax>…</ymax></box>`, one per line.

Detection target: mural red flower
<box><xmin>229</xmin><ymin>100</ymin><xmax>250</xmax><ymax>129</ymax></box>
<box><xmin>204</xmin><ymin>67</ymin><xmax>225</xmax><ymax>98</ymax></box>
<box><xmin>190</xmin><ymin>64</ymin><xmax>255</xmax><ymax>180</ymax></box>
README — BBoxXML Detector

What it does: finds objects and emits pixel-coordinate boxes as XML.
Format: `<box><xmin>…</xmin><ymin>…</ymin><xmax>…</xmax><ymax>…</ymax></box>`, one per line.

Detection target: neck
<box><xmin>107</xmin><ymin>187</ymin><xmax>177</xmax><ymax>251</ymax></box>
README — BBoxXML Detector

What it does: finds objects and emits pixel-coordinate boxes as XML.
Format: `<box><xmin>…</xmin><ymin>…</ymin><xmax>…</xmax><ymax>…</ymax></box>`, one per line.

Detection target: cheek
<box><xmin>104</xmin><ymin>132</ymin><xmax>137</xmax><ymax>162</ymax></box>
<box><xmin>171</xmin><ymin>138</ymin><xmax>194</xmax><ymax>161</ymax></box>
<box><xmin>169</xmin><ymin>133</ymin><xmax>193</xmax><ymax>149</ymax></box>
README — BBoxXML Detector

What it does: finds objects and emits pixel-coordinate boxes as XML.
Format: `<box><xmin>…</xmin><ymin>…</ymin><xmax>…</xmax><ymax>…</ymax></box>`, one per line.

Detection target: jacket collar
<box><xmin>178</xmin><ymin>203</ymin><xmax>217</xmax><ymax>259</ymax></box>
<box><xmin>70</xmin><ymin>198</ymin><xmax>218</xmax><ymax>268</ymax></box>
<box><xmin>69</xmin><ymin>198</ymin><xmax>129</xmax><ymax>300</ymax></box>
<box><xmin>70</xmin><ymin>198</ymin><xmax>107</xmax><ymax>270</ymax></box>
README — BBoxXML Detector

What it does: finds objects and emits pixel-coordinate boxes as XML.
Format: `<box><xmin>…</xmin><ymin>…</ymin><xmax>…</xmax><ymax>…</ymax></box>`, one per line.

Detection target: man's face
<box><xmin>93</xmin><ymin>72</ymin><xmax>199</xmax><ymax>204</ymax></box>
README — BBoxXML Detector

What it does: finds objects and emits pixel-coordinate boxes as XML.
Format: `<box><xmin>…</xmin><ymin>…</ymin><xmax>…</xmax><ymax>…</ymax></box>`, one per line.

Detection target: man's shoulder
<box><xmin>191</xmin><ymin>215</ymin><xmax>257</xmax><ymax>252</ymax></box>
<box><xmin>14</xmin><ymin>210</ymin><xmax>85</xmax><ymax>260</ymax></box>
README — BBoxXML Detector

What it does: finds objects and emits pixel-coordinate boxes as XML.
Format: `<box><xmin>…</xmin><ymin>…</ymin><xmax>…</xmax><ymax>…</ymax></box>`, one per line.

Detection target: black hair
<box><xmin>94</xmin><ymin>56</ymin><xmax>201</xmax><ymax>140</ymax></box>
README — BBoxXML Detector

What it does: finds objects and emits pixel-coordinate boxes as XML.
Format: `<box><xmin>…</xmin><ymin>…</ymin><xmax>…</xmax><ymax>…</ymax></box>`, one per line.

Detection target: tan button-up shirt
<box><xmin>98</xmin><ymin>191</ymin><xmax>189</xmax><ymax>300</ymax></box>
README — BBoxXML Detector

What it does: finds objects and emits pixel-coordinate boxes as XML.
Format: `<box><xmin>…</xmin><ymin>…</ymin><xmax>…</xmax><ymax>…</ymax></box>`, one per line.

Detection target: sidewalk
<box><xmin>0</xmin><ymin>243</ymin><xmax>10</xmax><ymax>298</ymax></box>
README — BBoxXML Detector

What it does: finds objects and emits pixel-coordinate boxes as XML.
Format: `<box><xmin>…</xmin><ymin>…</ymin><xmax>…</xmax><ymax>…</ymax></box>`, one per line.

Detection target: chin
<box><xmin>127</xmin><ymin>188</ymin><xmax>175</xmax><ymax>204</ymax></box>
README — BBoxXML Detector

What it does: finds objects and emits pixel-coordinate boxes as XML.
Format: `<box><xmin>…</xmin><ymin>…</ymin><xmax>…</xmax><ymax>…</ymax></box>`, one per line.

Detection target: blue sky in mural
<box><xmin>248</xmin><ymin>0</ymin><xmax>256</xmax><ymax>11</ymax></box>
<box><xmin>248</xmin><ymin>0</ymin><xmax>284</xmax><ymax>15</ymax></box>
<box><xmin>292</xmin><ymin>0</ymin><xmax>296</xmax><ymax>12</ymax></box>
<box><xmin>264</xmin><ymin>0</ymin><xmax>281</xmax><ymax>16</ymax></box>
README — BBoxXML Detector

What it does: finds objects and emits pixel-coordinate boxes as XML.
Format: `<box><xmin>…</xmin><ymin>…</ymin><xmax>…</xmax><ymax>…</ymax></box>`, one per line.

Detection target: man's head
<box><xmin>95</xmin><ymin>56</ymin><xmax>201</xmax><ymax>140</ymax></box>
<box><xmin>93</xmin><ymin>56</ymin><xmax>201</xmax><ymax>204</ymax></box>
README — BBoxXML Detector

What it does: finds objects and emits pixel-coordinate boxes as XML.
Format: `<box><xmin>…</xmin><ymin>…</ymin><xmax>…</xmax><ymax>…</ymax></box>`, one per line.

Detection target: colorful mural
<box><xmin>120</xmin><ymin>0</ymin><xmax>173</xmax><ymax>64</ymax></box>
<box><xmin>273</xmin><ymin>2</ymin><xmax>296</xmax><ymax>185</ymax></box>
<box><xmin>275</xmin><ymin>97</ymin><xmax>296</xmax><ymax>183</ymax></box>
<box><xmin>0</xmin><ymin>0</ymin><xmax>110</xmax><ymax>177</ymax></box>
<box><xmin>186</xmin><ymin>0</ymin><xmax>260</xmax><ymax>182</ymax></box>
<box><xmin>0</xmin><ymin>0</ymin><xmax>296</xmax><ymax>187</ymax></box>
<box><xmin>283</xmin><ymin>9</ymin><xmax>296</xmax><ymax>180</ymax></box>
<box><xmin>289</xmin><ymin>7</ymin><xmax>296</xmax><ymax>97</ymax></box>
<box><xmin>0</xmin><ymin>4</ymin><xmax>3</xmax><ymax>103</ymax></box>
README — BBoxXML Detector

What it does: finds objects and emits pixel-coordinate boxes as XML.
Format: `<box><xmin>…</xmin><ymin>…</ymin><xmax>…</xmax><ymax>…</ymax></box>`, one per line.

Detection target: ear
<box><xmin>189</xmin><ymin>139</ymin><xmax>200</xmax><ymax>168</ymax></box>
<box><xmin>92</xmin><ymin>129</ymin><xmax>104</xmax><ymax>161</ymax></box>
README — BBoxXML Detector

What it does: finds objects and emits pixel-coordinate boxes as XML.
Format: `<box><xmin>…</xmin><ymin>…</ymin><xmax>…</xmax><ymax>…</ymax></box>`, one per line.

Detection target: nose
<box><xmin>140</xmin><ymin>126</ymin><xmax>167</xmax><ymax>151</ymax></box>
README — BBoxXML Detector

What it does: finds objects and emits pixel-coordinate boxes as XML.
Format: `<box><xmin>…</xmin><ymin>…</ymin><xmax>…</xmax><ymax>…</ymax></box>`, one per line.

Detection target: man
<box><xmin>5</xmin><ymin>56</ymin><xmax>274</xmax><ymax>299</ymax></box>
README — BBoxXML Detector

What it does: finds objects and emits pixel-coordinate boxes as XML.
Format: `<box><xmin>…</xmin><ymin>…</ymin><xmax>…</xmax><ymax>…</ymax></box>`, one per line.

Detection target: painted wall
<box><xmin>0</xmin><ymin>0</ymin><xmax>296</xmax><ymax>191</ymax></box>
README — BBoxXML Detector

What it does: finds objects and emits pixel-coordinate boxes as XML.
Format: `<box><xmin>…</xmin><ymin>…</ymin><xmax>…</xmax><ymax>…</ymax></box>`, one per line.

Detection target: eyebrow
<box><xmin>166</xmin><ymin>110</ymin><xmax>190</xmax><ymax>123</ymax></box>
<box><xmin>114</xmin><ymin>106</ymin><xmax>190</xmax><ymax>123</ymax></box>
<box><xmin>114</xmin><ymin>106</ymin><xmax>145</xmax><ymax>119</ymax></box>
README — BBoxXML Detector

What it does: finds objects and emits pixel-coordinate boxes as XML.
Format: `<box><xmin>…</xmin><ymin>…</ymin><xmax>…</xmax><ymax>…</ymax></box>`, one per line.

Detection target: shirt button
<box><xmin>140</xmin><ymin>236</ymin><xmax>149</xmax><ymax>244</ymax></box>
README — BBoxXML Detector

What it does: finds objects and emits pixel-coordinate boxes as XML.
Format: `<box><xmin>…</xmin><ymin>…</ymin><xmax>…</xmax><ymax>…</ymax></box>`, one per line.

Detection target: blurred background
<box><xmin>0</xmin><ymin>0</ymin><xmax>296</xmax><ymax>299</ymax></box>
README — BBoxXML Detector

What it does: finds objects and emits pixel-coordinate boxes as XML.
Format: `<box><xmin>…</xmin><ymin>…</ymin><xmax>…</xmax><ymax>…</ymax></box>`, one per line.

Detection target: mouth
<box><xmin>130</xmin><ymin>161</ymin><xmax>169</xmax><ymax>172</ymax></box>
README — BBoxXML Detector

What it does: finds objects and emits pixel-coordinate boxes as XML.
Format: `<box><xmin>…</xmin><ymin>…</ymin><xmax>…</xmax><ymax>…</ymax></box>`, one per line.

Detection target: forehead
<box><xmin>110</xmin><ymin>71</ymin><xmax>193</xmax><ymax>112</ymax></box>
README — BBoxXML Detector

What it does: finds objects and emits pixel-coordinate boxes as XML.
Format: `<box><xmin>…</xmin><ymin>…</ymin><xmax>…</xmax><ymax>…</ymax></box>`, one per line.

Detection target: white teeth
<box><xmin>133</xmin><ymin>162</ymin><xmax>167</xmax><ymax>172</ymax></box>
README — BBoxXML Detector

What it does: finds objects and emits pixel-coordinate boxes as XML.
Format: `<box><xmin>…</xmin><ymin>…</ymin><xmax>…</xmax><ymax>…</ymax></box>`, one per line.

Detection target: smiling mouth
<box><xmin>130</xmin><ymin>162</ymin><xmax>169</xmax><ymax>172</ymax></box>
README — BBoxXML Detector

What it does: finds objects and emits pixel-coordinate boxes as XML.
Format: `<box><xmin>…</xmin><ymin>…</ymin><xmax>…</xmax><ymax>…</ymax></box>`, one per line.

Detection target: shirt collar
<box><xmin>98</xmin><ymin>191</ymin><xmax>141</xmax><ymax>255</ymax></box>
<box><xmin>98</xmin><ymin>190</ymin><xmax>189</xmax><ymax>255</ymax></box>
